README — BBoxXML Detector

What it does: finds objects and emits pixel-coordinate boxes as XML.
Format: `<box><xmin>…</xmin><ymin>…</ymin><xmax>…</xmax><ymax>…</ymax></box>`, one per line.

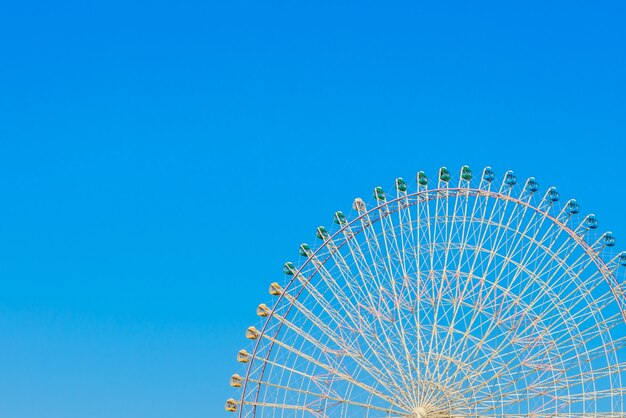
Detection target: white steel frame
<box><xmin>228</xmin><ymin>168</ymin><xmax>626</xmax><ymax>418</ymax></box>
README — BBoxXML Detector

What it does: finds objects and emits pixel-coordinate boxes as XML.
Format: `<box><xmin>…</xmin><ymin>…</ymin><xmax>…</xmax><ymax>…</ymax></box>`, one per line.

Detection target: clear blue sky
<box><xmin>0</xmin><ymin>1</ymin><xmax>625</xmax><ymax>417</ymax></box>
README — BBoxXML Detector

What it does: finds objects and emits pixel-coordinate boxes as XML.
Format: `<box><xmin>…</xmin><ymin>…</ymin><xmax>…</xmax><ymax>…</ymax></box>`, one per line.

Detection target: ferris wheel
<box><xmin>225</xmin><ymin>166</ymin><xmax>626</xmax><ymax>417</ymax></box>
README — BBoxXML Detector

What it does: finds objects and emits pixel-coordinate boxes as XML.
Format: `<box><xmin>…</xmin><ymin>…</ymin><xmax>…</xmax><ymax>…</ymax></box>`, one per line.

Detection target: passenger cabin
<box><xmin>316</xmin><ymin>226</ymin><xmax>330</xmax><ymax>240</ymax></box>
<box><xmin>373</xmin><ymin>186</ymin><xmax>386</xmax><ymax>201</ymax></box>
<box><xmin>246</xmin><ymin>326</ymin><xmax>260</xmax><ymax>340</ymax></box>
<box><xmin>482</xmin><ymin>167</ymin><xmax>495</xmax><ymax>183</ymax></box>
<box><xmin>603</xmin><ymin>232</ymin><xmax>616</xmax><ymax>247</ymax></box>
<box><xmin>395</xmin><ymin>177</ymin><xmax>408</xmax><ymax>192</ymax></box>
<box><xmin>545</xmin><ymin>187</ymin><xmax>559</xmax><ymax>202</ymax></box>
<box><xmin>439</xmin><ymin>167</ymin><xmax>451</xmax><ymax>182</ymax></box>
<box><xmin>334</xmin><ymin>211</ymin><xmax>347</xmax><ymax>225</ymax></box>
<box><xmin>225</xmin><ymin>399</ymin><xmax>237</xmax><ymax>412</ymax></box>
<box><xmin>237</xmin><ymin>349</ymin><xmax>250</xmax><ymax>363</ymax></box>
<box><xmin>461</xmin><ymin>165</ymin><xmax>472</xmax><ymax>181</ymax></box>
<box><xmin>257</xmin><ymin>303</ymin><xmax>270</xmax><ymax>317</ymax></box>
<box><xmin>230</xmin><ymin>374</ymin><xmax>243</xmax><ymax>388</ymax></box>
<box><xmin>525</xmin><ymin>177</ymin><xmax>538</xmax><ymax>193</ymax></box>
<box><xmin>584</xmin><ymin>214</ymin><xmax>599</xmax><ymax>230</ymax></box>
<box><xmin>566</xmin><ymin>199</ymin><xmax>580</xmax><ymax>214</ymax></box>
<box><xmin>504</xmin><ymin>171</ymin><xmax>516</xmax><ymax>186</ymax></box>
<box><xmin>283</xmin><ymin>262</ymin><xmax>296</xmax><ymax>275</ymax></box>
<box><xmin>269</xmin><ymin>282</ymin><xmax>282</xmax><ymax>296</ymax></box>
<box><xmin>417</xmin><ymin>171</ymin><xmax>428</xmax><ymax>186</ymax></box>
<box><xmin>619</xmin><ymin>252</ymin><xmax>626</xmax><ymax>267</ymax></box>
<box><xmin>298</xmin><ymin>243</ymin><xmax>311</xmax><ymax>256</ymax></box>
<box><xmin>352</xmin><ymin>198</ymin><xmax>366</xmax><ymax>212</ymax></box>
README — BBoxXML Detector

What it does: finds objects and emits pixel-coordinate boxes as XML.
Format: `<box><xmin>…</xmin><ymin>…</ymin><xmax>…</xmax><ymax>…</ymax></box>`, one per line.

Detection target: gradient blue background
<box><xmin>1</xmin><ymin>1</ymin><xmax>625</xmax><ymax>417</ymax></box>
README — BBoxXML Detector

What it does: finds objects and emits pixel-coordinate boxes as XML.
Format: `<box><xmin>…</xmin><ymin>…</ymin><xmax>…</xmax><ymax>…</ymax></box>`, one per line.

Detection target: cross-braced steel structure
<box><xmin>226</xmin><ymin>166</ymin><xmax>626</xmax><ymax>417</ymax></box>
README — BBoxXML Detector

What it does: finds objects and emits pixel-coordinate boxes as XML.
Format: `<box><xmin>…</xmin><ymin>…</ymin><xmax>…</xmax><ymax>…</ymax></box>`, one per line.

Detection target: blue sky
<box><xmin>0</xmin><ymin>1</ymin><xmax>625</xmax><ymax>417</ymax></box>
